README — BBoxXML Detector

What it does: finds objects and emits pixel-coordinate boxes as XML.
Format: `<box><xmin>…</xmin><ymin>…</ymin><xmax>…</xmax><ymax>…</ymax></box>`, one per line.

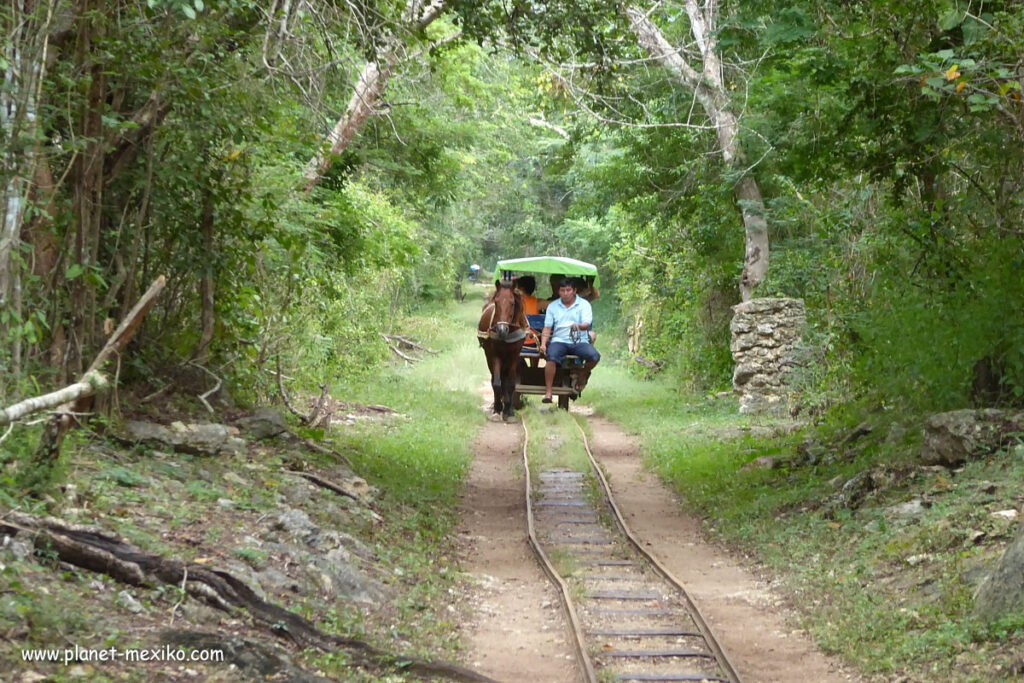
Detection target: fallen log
<box><xmin>0</xmin><ymin>371</ymin><xmax>108</xmax><ymax>426</ymax></box>
<box><xmin>2</xmin><ymin>511</ymin><xmax>496</xmax><ymax>682</ymax></box>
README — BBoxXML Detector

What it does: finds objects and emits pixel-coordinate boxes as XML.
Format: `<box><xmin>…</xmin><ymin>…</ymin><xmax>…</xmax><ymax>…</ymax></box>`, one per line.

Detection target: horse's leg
<box><xmin>502</xmin><ymin>346</ymin><xmax>522</xmax><ymax>419</ymax></box>
<box><xmin>482</xmin><ymin>345</ymin><xmax>500</xmax><ymax>413</ymax></box>
<box><xmin>502</xmin><ymin>371</ymin><xmax>517</xmax><ymax>418</ymax></box>
<box><xmin>489</xmin><ymin>352</ymin><xmax>504</xmax><ymax>413</ymax></box>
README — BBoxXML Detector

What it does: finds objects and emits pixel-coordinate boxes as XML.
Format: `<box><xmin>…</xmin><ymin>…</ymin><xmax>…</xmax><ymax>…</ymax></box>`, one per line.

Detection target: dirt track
<box><xmin>458</xmin><ymin>400</ymin><xmax>859</xmax><ymax>682</ymax></box>
<box><xmin>457</xmin><ymin>414</ymin><xmax>577</xmax><ymax>681</ymax></box>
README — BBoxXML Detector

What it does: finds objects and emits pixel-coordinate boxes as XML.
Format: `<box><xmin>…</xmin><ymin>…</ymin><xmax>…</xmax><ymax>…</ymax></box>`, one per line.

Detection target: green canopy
<box><xmin>494</xmin><ymin>256</ymin><xmax>600</xmax><ymax>287</ymax></box>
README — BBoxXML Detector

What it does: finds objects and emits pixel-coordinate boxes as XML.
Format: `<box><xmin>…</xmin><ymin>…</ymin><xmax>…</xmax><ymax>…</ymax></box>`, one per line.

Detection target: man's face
<box><xmin>559</xmin><ymin>284</ymin><xmax>576</xmax><ymax>305</ymax></box>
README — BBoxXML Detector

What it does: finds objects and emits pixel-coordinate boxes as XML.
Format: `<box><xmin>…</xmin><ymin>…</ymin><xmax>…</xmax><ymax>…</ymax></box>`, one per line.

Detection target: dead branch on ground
<box><xmin>382</xmin><ymin>334</ymin><xmax>437</xmax><ymax>355</ymax></box>
<box><xmin>289</xmin><ymin>470</ymin><xmax>368</xmax><ymax>504</ymax></box>
<box><xmin>634</xmin><ymin>355</ymin><xmax>664</xmax><ymax>371</ymax></box>
<box><xmin>381</xmin><ymin>334</ymin><xmax>419</xmax><ymax>363</ymax></box>
<box><xmin>187</xmin><ymin>361</ymin><xmax>223</xmax><ymax>414</ymax></box>
<box><xmin>289</xmin><ymin>432</ymin><xmax>354</xmax><ymax>468</ymax></box>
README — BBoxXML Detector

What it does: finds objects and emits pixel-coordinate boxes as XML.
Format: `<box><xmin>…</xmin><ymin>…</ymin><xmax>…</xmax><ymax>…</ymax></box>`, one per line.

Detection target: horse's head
<box><xmin>490</xmin><ymin>280</ymin><xmax>521</xmax><ymax>338</ymax></box>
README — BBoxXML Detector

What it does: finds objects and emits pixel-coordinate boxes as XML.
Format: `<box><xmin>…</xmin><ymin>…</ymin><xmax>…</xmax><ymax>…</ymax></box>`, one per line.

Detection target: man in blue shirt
<box><xmin>538</xmin><ymin>277</ymin><xmax>601</xmax><ymax>403</ymax></box>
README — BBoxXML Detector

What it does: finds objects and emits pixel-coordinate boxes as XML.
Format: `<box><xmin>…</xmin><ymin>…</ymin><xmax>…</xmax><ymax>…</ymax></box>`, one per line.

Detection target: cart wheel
<box><xmin>558</xmin><ymin>394</ymin><xmax>570</xmax><ymax>410</ymax></box>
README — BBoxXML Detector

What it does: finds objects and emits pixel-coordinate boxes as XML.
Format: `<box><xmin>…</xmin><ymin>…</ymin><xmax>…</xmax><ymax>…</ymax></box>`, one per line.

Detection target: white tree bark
<box><xmin>626</xmin><ymin>3</ymin><xmax>769</xmax><ymax>301</ymax></box>
<box><xmin>1</xmin><ymin>0</ymin><xmax>58</xmax><ymax>370</ymax></box>
<box><xmin>302</xmin><ymin>0</ymin><xmax>445</xmax><ymax>192</ymax></box>
<box><xmin>0</xmin><ymin>371</ymin><xmax>109</xmax><ymax>426</ymax></box>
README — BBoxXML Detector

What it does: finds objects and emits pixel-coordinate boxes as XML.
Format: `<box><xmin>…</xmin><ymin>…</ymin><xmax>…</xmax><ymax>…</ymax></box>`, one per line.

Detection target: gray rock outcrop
<box><xmin>730</xmin><ymin>297</ymin><xmax>806</xmax><ymax>415</ymax></box>
<box><xmin>920</xmin><ymin>409</ymin><xmax>1024</xmax><ymax>467</ymax></box>
<box><xmin>125</xmin><ymin>420</ymin><xmax>247</xmax><ymax>456</ymax></box>
<box><xmin>262</xmin><ymin>508</ymin><xmax>386</xmax><ymax>605</ymax></box>
<box><xmin>236</xmin><ymin>408</ymin><xmax>288</xmax><ymax>440</ymax></box>
<box><xmin>974</xmin><ymin>521</ymin><xmax>1024</xmax><ymax>621</ymax></box>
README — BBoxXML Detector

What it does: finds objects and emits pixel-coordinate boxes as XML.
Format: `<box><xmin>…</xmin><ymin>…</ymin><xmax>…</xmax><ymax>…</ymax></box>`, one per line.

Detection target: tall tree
<box><xmin>302</xmin><ymin>0</ymin><xmax>447</xmax><ymax>192</ymax></box>
<box><xmin>0</xmin><ymin>0</ymin><xmax>60</xmax><ymax>375</ymax></box>
<box><xmin>624</xmin><ymin>2</ymin><xmax>768</xmax><ymax>301</ymax></box>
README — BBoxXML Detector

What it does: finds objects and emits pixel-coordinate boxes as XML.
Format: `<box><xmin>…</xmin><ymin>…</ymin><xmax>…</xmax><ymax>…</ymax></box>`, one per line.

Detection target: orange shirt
<box><xmin>521</xmin><ymin>294</ymin><xmax>540</xmax><ymax>345</ymax></box>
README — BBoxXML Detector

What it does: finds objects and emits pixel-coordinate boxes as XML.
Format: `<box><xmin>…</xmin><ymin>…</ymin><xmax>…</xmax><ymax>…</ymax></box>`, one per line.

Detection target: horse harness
<box><xmin>478</xmin><ymin>300</ymin><xmax>534</xmax><ymax>344</ymax></box>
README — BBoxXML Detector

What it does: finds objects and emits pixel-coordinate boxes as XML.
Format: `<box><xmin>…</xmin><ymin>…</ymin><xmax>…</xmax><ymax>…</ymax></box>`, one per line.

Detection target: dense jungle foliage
<box><xmin>2</xmin><ymin>0</ymin><xmax>1023</xmax><ymax>443</ymax></box>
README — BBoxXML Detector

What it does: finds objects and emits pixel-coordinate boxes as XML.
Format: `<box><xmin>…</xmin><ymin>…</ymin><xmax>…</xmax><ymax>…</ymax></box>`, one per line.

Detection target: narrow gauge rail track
<box><xmin>521</xmin><ymin>414</ymin><xmax>743</xmax><ymax>683</ymax></box>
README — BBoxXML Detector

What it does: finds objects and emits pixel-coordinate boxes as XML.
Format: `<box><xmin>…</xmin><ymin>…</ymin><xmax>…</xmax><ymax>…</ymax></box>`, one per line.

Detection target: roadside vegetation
<box><xmin>0</xmin><ymin>299</ymin><xmax>485</xmax><ymax>681</ymax></box>
<box><xmin>591</xmin><ymin>365</ymin><xmax>1024</xmax><ymax>681</ymax></box>
<box><xmin>3</xmin><ymin>1</ymin><xmax>1024</xmax><ymax>681</ymax></box>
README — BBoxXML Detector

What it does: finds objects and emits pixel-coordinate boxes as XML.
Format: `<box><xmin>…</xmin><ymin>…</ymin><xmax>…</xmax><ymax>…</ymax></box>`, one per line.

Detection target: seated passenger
<box><xmin>538</xmin><ymin>273</ymin><xmax>562</xmax><ymax>313</ymax></box>
<box><xmin>515</xmin><ymin>276</ymin><xmax>541</xmax><ymax>364</ymax></box>
<box><xmin>516</xmin><ymin>275</ymin><xmax>540</xmax><ymax>315</ymax></box>
<box><xmin>539</xmin><ymin>277</ymin><xmax>600</xmax><ymax>402</ymax></box>
<box><xmin>576</xmin><ymin>276</ymin><xmax>600</xmax><ymax>303</ymax></box>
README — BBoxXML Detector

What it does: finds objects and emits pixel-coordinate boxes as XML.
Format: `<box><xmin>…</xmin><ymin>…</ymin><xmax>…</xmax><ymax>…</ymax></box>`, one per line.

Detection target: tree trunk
<box><xmin>67</xmin><ymin>0</ymin><xmax>107</xmax><ymax>375</ymax></box>
<box><xmin>301</xmin><ymin>0</ymin><xmax>445</xmax><ymax>192</ymax></box>
<box><xmin>625</xmin><ymin>2</ymin><xmax>769</xmax><ymax>301</ymax></box>
<box><xmin>193</xmin><ymin>190</ymin><xmax>216</xmax><ymax>363</ymax></box>
<box><xmin>1</xmin><ymin>0</ymin><xmax>58</xmax><ymax>371</ymax></box>
<box><xmin>302</xmin><ymin>59</ymin><xmax>396</xmax><ymax>192</ymax></box>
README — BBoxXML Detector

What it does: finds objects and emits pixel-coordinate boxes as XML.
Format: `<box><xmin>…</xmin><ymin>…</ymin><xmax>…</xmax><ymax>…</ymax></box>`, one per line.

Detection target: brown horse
<box><xmin>478</xmin><ymin>280</ymin><xmax>529</xmax><ymax>419</ymax></box>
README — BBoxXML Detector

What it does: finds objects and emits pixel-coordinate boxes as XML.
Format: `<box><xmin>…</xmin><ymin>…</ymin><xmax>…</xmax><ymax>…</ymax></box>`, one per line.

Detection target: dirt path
<box><xmin>586</xmin><ymin>415</ymin><xmax>859</xmax><ymax>683</ymax></box>
<box><xmin>457</xmin><ymin>409</ymin><xmax>578</xmax><ymax>682</ymax></box>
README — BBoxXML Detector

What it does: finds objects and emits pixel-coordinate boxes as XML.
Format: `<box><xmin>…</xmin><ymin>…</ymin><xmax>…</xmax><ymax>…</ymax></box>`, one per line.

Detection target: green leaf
<box><xmin>65</xmin><ymin>264</ymin><xmax>85</xmax><ymax>280</ymax></box>
<box><xmin>938</xmin><ymin>9</ymin><xmax>963</xmax><ymax>31</ymax></box>
<box><xmin>182</xmin><ymin>4</ymin><xmax>196</xmax><ymax>19</ymax></box>
<box><xmin>194</xmin><ymin>0</ymin><xmax>204</xmax><ymax>10</ymax></box>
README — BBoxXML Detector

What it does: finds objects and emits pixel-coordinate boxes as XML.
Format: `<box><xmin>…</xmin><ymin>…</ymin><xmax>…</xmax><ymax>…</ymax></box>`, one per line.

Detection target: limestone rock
<box><xmin>161</xmin><ymin>630</ymin><xmax>332</xmax><ymax>682</ymax></box>
<box><xmin>236</xmin><ymin>408</ymin><xmax>288</xmax><ymax>440</ymax></box>
<box><xmin>730</xmin><ymin>297</ymin><xmax>806</xmax><ymax>415</ymax></box>
<box><xmin>264</xmin><ymin>508</ymin><xmax>386</xmax><ymax>605</ymax></box>
<box><xmin>920</xmin><ymin>409</ymin><xmax>1024</xmax><ymax>467</ymax></box>
<box><xmin>974</xmin><ymin>523</ymin><xmax>1024</xmax><ymax>621</ymax></box>
<box><xmin>125</xmin><ymin>420</ymin><xmax>247</xmax><ymax>456</ymax></box>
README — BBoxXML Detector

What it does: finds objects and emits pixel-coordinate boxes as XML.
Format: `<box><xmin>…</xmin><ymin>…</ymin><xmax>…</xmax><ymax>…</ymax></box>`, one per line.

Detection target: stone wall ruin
<box><xmin>730</xmin><ymin>297</ymin><xmax>806</xmax><ymax>415</ymax></box>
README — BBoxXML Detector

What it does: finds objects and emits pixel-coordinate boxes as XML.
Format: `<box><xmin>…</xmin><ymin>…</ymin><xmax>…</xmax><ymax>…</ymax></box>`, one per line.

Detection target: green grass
<box><xmin>584</xmin><ymin>362</ymin><xmax>1024</xmax><ymax>680</ymax></box>
<box><xmin>522</xmin><ymin>405</ymin><xmax>590</xmax><ymax>475</ymax></box>
<box><xmin>328</xmin><ymin>298</ymin><xmax>485</xmax><ymax>509</ymax></box>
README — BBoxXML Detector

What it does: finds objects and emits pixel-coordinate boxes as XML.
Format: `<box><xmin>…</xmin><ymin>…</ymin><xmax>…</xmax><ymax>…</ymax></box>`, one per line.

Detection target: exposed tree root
<box><xmin>2</xmin><ymin>511</ymin><xmax>496</xmax><ymax>682</ymax></box>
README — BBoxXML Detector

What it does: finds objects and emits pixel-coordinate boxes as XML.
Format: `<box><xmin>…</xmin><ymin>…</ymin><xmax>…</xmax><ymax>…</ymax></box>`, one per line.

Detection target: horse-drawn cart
<box><xmin>494</xmin><ymin>256</ymin><xmax>600</xmax><ymax>411</ymax></box>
